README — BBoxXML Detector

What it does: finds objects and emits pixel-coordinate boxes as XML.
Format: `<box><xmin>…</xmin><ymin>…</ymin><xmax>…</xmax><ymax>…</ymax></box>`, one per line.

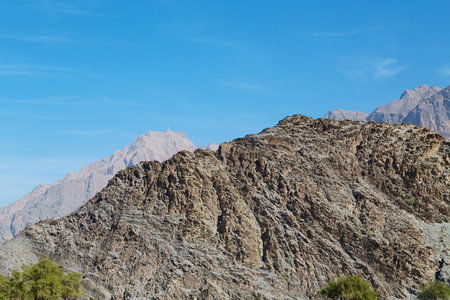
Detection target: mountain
<box><xmin>199</xmin><ymin>142</ymin><xmax>219</xmax><ymax>151</ymax></box>
<box><xmin>367</xmin><ymin>85</ymin><xmax>441</xmax><ymax>124</ymax></box>
<box><xmin>323</xmin><ymin>108</ymin><xmax>369</xmax><ymax>121</ymax></box>
<box><xmin>0</xmin><ymin>115</ymin><xmax>449</xmax><ymax>299</ymax></box>
<box><xmin>402</xmin><ymin>86</ymin><xmax>450</xmax><ymax>139</ymax></box>
<box><xmin>323</xmin><ymin>84</ymin><xmax>450</xmax><ymax>139</ymax></box>
<box><xmin>0</xmin><ymin>130</ymin><xmax>197</xmax><ymax>244</ymax></box>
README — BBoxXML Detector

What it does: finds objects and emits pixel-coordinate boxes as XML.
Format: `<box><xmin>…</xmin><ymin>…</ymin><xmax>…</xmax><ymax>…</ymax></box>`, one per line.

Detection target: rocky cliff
<box><xmin>0</xmin><ymin>115</ymin><xmax>449</xmax><ymax>299</ymax></box>
<box><xmin>324</xmin><ymin>85</ymin><xmax>450</xmax><ymax>139</ymax></box>
<box><xmin>0</xmin><ymin>130</ymin><xmax>197</xmax><ymax>244</ymax></box>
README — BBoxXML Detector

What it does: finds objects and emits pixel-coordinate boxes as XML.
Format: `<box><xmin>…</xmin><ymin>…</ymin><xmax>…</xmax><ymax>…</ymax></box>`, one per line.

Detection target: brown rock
<box><xmin>0</xmin><ymin>115</ymin><xmax>449</xmax><ymax>299</ymax></box>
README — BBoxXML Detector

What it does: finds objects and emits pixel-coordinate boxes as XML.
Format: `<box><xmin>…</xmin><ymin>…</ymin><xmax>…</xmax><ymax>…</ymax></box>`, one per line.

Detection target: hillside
<box><xmin>0</xmin><ymin>115</ymin><xmax>449</xmax><ymax>299</ymax></box>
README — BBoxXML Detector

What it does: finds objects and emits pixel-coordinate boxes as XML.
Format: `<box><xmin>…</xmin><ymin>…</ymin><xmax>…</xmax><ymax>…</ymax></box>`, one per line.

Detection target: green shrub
<box><xmin>318</xmin><ymin>275</ymin><xmax>377</xmax><ymax>300</ymax></box>
<box><xmin>417</xmin><ymin>279</ymin><xmax>450</xmax><ymax>300</ymax></box>
<box><xmin>0</xmin><ymin>256</ymin><xmax>83</xmax><ymax>299</ymax></box>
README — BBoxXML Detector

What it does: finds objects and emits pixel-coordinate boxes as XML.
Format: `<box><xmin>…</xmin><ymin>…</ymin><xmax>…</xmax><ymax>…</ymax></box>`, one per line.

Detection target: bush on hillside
<box><xmin>417</xmin><ymin>279</ymin><xmax>450</xmax><ymax>300</ymax></box>
<box><xmin>317</xmin><ymin>275</ymin><xmax>377</xmax><ymax>300</ymax></box>
<box><xmin>0</xmin><ymin>256</ymin><xmax>83</xmax><ymax>299</ymax></box>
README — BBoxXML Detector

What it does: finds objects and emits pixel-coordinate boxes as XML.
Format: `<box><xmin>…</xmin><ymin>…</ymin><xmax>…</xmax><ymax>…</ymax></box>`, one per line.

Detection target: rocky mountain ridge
<box><xmin>0</xmin><ymin>130</ymin><xmax>203</xmax><ymax>244</ymax></box>
<box><xmin>0</xmin><ymin>115</ymin><xmax>449</xmax><ymax>299</ymax></box>
<box><xmin>324</xmin><ymin>84</ymin><xmax>450</xmax><ymax>139</ymax></box>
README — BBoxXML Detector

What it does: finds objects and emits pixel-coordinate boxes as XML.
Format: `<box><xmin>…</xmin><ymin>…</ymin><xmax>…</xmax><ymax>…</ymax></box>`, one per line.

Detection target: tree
<box><xmin>317</xmin><ymin>275</ymin><xmax>377</xmax><ymax>300</ymax></box>
<box><xmin>417</xmin><ymin>279</ymin><xmax>450</xmax><ymax>300</ymax></box>
<box><xmin>0</xmin><ymin>256</ymin><xmax>83</xmax><ymax>299</ymax></box>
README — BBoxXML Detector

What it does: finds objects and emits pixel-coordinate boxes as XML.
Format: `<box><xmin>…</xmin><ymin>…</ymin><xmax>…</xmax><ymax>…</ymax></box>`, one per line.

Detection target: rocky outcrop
<box><xmin>0</xmin><ymin>130</ymin><xmax>197</xmax><ymax>244</ymax></box>
<box><xmin>1</xmin><ymin>115</ymin><xmax>449</xmax><ymax>299</ymax></box>
<box><xmin>323</xmin><ymin>108</ymin><xmax>369</xmax><ymax>121</ymax></box>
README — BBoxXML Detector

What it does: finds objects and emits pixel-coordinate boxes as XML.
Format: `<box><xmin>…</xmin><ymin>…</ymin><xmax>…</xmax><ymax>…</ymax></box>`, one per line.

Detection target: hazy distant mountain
<box><xmin>199</xmin><ymin>142</ymin><xmax>219</xmax><ymax>151</ymax></box>
<box><xmin>402</xmin><ymin>86</ymin><xmax>450</xmax><ymax>139</ymax></box>
<box><xmin>323</xmin><ymin>109</ymin><xmax>369</xmax><ymax>121</ymax></box>
<box><xmin>366</xmin><ymin>85</ymin><xmax>441</xmax><ymax>124</ymax></box>
<box><xmin>0</xmin><ymin>130</ymin><xmax>198</xmax><ymax>243</ymax></box>
<box><xmin>323</xmin><ymin>84</ymin><xmax>450</xmax><ymax>139</ymax></box>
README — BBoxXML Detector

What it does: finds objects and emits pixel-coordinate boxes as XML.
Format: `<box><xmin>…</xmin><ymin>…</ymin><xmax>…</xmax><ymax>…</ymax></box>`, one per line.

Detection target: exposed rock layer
<box><xmin>1</xmin><ymin>115</ymin><xmax>449</xmax><ymax>299</ymax></box>
<box><xmin>0</xmin><ymin>130</ymin><xmax>197</xmax><ymax>244</ymax></box>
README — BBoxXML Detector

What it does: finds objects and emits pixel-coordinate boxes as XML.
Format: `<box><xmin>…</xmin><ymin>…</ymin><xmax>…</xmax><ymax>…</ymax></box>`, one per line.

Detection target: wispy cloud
<box><xmin>438</xmin><ymin>65</ymin><xmax>450</xmax><ymax>77</ymax></box>
<box><xmin>4</xmin><ymin>96</ymin><xmax>100</xmax><ymax>105</ymax></box>
<box><xmin>61</xmin><ymin>130</ymin><xmax>111</xmax><ymax>137</ymax></box>
<box><xmin>164</xmin><ymin>22</ymin><xmax>263</xmax><ymax>61</ymax></box>
<box><xmin>305</xmin><ymin>28</ymin><xmax>377</xmax><ymax>38</ymax></box>
<box><xmin>185</xmin><ymin>37</ymin><xmax>245</xmax><ymax>50</ymax></box>
<box><xmin>0</xmin><ymin>63</ymin><xmax>73</xmax><ymax>76</ymax></box>
<box><xmin>221</xmin><ymin>80</ymin><xmax>295</xmax><ymax>93</ymax></box>
<box><xmin>221</xmin><ymin>81</ymin><xmax>263</xmax><ymax>92</ymax></box>
<box><xmin>29</xmin><ymin>0</ymin><xmax>116</xmax><ymax>18</ymax></box>
<box><xmin>0</xmin><ymin>110</ymin><xmax>74</xmax><ymax>120</ymax></box>
<box><xmin>340</xmin><ymin>56</ymin><xmax>406</xmax><ymax>80</ymax></box>
<box><xmin>0</xmin><ymin>32</ymin><xmax>73</xmax><ymax>44</ymax></box>
<box><xmin>373</xmin><ymin>58</ymin><xmax>405</xmax><ymax>78</ymax></box>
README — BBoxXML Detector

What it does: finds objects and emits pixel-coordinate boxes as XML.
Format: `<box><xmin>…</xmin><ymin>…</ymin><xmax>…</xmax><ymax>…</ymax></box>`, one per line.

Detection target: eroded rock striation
<box><xmin>1</xmin><ymin>115</ymin><xmax>449</xmax><ymax>299</ymax></box>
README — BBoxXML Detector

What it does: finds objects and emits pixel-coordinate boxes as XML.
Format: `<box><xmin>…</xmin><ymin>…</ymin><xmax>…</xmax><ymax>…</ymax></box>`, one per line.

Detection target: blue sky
<box><xmin>1</xmin><ymin>0</ymin><xmax>450</xmax><ymax>206</ymax></box>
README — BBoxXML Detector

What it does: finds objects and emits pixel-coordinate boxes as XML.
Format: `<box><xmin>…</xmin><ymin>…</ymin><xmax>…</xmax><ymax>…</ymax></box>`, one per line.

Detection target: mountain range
<box><xmin>324</xmin><ymin>84</ymin><xmax>450</xmax><ymax>139</ymax></box>
<box><xmin>0</xmin><ymin>130</ymin><xmax>218</xmax><ymax>244</ymax></box>
<box><xmin>0</xmin><ymin>115</ymin><xmax>448</xmax><ymax>298</ymax></box>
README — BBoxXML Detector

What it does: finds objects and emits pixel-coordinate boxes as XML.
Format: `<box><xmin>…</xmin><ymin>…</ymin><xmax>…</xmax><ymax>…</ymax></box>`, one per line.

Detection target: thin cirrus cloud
<box><xmin>438</xmin><ymin>66</ymin><xmax>450</xmax><ymax>77</ymax></box>
<box><xmin>304</xmin><ymin>27</ymin><xmax>377</xmax><ymax>38</ymax></box>
<box><xmin>340</xmin><ymin>56</ymin><xmax>406</xmax><ymax>80</ymax></box>
<box><xmin>0</xmin><ymin>32</ymin><xmax>73</xmax><ymax>44</ymax></box>
<box><xmin>221</xmin><ymin>80</ymin><xmax>296</xmax><ymax>94</ymax></box>
<box><xmin>62</xmin><ymin>130</ymin><xmax>111</xmax><ymax>137</ymax></box>
<box><xmin>0</xmin><ymin>63</ymin><xmax>73</xmax><ymax>76</ymax></box>
<box><xmin>185</xmin><ymin>37</ymin><xmax>245</xmax><ymax>50</ymax></box>
<box><xmin>373</xmin><ymin>58</ymin><xmax>406</xmax><ymax>78</ymax></box>
<box><xmin>28</xmin><ymin>0</ymin><xmax>113</xmax><ymax>18</ymax></box>
<box><xmin>3</xmin><ymin>97</ymin><xmax>102</xmax><ymax>106</ymax></box>
<box><xmin>221</xmin><ymin>81</ymin><xmax>263</xmax><ymax>92</ymax></box>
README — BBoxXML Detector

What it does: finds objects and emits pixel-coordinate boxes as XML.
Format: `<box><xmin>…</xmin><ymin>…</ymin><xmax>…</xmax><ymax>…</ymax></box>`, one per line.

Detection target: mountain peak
<box><xmin>323</xmin><ymin>84</ymin><xmax>450</xmax><ymax>139</ymax></box>
<box><xmin>0</xmin><ymin>130</ymin><xmax>198</xmax><ymax>244</ymax></box>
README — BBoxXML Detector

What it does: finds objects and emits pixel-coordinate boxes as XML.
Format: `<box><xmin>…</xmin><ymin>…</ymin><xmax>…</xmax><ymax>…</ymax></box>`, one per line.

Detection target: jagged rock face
<box><xmin>1</xmin><ymin>115</ymin><xmax>450</xmax><ymax>299</ymax></box>
<box><xmin>323</xmin><ymin>109</ymin><xmax>369</xmax><ymax>121</ymax></box>
<box><xmin>0</xmin><ymin>130</ymin><xmax>197</xmax><ymax>244</ymax></box>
